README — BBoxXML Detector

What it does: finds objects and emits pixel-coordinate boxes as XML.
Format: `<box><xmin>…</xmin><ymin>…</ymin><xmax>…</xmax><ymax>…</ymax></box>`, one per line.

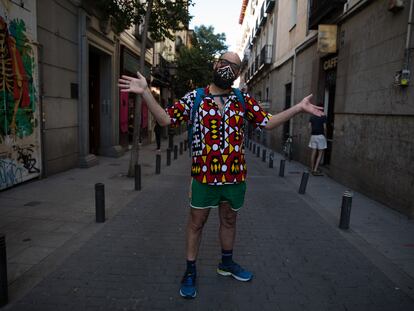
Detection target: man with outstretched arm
<box><xmin>118</xmin><ymin>52</ymin><xmax>324</xmax><ymax>299</ymax></box>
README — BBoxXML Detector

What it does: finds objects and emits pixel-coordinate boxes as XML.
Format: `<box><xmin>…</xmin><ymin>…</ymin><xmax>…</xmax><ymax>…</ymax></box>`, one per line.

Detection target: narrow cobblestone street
<box><xmin>3</xmin><ymin>138</ymin><xmax>413</xmax><ymax>310</ymax></box>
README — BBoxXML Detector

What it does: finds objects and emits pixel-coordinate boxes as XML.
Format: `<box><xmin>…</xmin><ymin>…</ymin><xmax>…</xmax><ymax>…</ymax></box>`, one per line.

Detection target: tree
<box><xmin>174</xmin><ymin>25</ymin><xmax>227</xmax><ymax>98</ymax></box>
<box><xmin>92</xmin><ymin>0</ymin><xmax>193</xmax><ymax>176</ymax></box>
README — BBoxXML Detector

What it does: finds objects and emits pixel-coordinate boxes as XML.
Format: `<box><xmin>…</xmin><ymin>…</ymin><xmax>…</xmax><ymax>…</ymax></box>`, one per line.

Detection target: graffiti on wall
<box><xmin>0</xmin><ymin>14</ymin><xmax>40</xmax><ymax>190</ymax></box>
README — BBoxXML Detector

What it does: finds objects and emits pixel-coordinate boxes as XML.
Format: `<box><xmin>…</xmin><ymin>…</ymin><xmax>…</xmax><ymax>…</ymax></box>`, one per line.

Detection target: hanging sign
<box><xmin>318</xmin><ymin>24</ymin><xmax>337</xmax><ymax>54</ymax></box>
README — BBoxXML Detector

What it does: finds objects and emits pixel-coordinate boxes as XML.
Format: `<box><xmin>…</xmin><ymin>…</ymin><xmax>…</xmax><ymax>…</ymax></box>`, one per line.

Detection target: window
<box><xmin>290</xmin><ymin>0</ymin><xmax>298</xmax><ymax>30</ymax></box>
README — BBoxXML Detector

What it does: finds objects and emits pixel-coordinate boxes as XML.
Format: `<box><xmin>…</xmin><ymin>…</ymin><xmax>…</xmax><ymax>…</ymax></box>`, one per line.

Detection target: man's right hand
<box><xmin>118</xmin><ymin>71</ymin><xmax>148</xmax><ymax>94</ymax></box>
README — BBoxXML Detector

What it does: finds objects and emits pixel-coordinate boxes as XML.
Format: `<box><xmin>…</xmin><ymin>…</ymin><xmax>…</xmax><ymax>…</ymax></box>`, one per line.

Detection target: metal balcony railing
<box><xmin>260</xmin><ymin>2</ymin><xmax>267</xmax><ymax>26</ymax></box>
<box><xmin>308</xmin><ymin>0</ymin><xmax>346</xmax><ymax>30</ymax></box>
<box><xmin>265</xmin><ymin>0</ymin><xmax>275</xmax><ymax>13</ymax></box>
<box><xmin>255</xmin><ymin>55</ymin><xmax>259</xmax><ymax>73</ymax></box>
<box><xmin>260</xmin><ymin>45</ymin><xmax>273</xmax><ymax>67</ymax></box>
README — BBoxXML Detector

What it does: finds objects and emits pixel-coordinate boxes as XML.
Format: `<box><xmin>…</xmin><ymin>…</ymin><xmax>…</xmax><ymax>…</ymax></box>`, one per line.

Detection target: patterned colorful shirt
<box><xmin>166</xmin><ymin>87</ymin><xmax>272</xmax><ymax>185</ymax></box>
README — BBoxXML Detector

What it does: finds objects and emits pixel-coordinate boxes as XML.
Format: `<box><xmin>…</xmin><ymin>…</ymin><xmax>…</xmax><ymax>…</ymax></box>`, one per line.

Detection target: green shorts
<box><xmin>190</xmin><ymin>179</ymin><xmax>247</xmax><ymax>211</ymax></box>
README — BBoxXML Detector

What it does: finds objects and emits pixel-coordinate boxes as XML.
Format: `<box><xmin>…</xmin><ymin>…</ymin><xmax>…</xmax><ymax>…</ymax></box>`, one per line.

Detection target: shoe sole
<box><xmin>217</xmin><ymin>268</ymin><xmax>252</xmax><ymax>282</ymax></box>
<box><xmin>179</xmin><ymin>289</ymin><xmax>197</xmax><ymax>299</ymax></box>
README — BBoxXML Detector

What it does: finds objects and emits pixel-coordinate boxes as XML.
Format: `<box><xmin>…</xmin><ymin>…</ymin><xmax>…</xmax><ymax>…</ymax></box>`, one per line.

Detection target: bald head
<box><xmin>220</xmin><ymin>52</ymin><xmax>241</xmax><ymax>67</ymax></box>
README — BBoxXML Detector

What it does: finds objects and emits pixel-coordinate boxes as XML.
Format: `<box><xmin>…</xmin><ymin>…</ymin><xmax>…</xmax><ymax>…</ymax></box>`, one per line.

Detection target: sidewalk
<box><xmin>0</xmin><ymin>134</ymin><xmax>188</xmax><ymax>303</ymax></box>
<box><xmin>1</xmin><ymin>138</ymin><xmax>414</xmax><ymax>310</ymax></box>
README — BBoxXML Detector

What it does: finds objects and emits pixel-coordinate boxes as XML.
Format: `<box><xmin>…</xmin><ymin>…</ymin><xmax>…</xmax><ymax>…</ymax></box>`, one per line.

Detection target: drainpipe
<box><xmin>36</xmin><ymin>42</ymin><xmax>46</xmax><ymax>178</ymax></box>
<box><xmin>289</xmin><ymin>49</ymin><xmax>297</xmax><ymax>136</ymax></box>
<box><xmin>403</xmin><ymin>0</ymin><xmax>414</xmax><ymax>78</ymax></box>
<box><xmin>396</xmin><ymin>0</ymin><xmax>414</xmax><ymax>86</ymax></box>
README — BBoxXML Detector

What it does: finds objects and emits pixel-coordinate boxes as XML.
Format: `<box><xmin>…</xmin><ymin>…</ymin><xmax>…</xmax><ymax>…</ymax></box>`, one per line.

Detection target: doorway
<box><xmin>89</xmin><ymin>51</ymin><xmax>100</xmax><ymax>155</ymax></box>
<box><xmin>321</xmin><ymin>55</ymin><xmax>337</xmax><ymax>165</ymax></box>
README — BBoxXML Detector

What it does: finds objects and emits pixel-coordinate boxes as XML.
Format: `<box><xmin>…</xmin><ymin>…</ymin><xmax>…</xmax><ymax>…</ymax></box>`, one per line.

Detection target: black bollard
<box><xmin>0</xmin><ymin>235</ymin><xmax>8</xmax><ymax>307</ymax></box>
<box><xmin>173</xmin><ymin>145</ymin><xmax>178</xmax><ymax>160</ymax></box>
<box><xmin>269</xmin><ymin>153</ymin><xmax>274</xmax><ymax>168</ymax></box>
<box><xmin>179</xmin><ymin>142</ymin><xmax>183</xmax><ymax>155</ymax></box>
<box><xmin>156</xmin><ymin>154</ymin><xmax>161</xmax><ymax>174</ymax></box>
<box><xmin>279</xmin><ymin>159</ymin><xmax>285</xmax><ymax>177</ymax></box>
<box><xmin>339</xmin><ymin>191</ymin><xmax>353</xmax><ymax>229</ymax></box>
<box><xmin>249</xmin><ymin>141</ymin><xmax>252</xmax><ymax>150</ymax></box>
<box><xmin>168</xmin><ymin>134</ymin><xmax>174</xmax><ymax>149</ymax></box>
<box><xmin>298</xmin><ymin>172</ymin><xmax>310</xmax><ymax>194</ymax></box>
<box><xmin>166</xmin><ymin>148</ymin><xmax>171</xmax><ymax>166</ymax></box>
<box><xmin>184</xmin><ymin>140</ymin><xmax>187</xmax><ymax>151</ymax></box>
<box><xmin>262</xmin><ymin>149</ymin><xmax>266</xmax><ymax>162</ymax></box>
<box><xmin>256</xmin><ymin>146</ymin><xmax>260</xmax><ymax>157</ymax></box>
<box><xmin>253</xmin><ymin>143</ymin><xmax>256</xmax><ymax>154</ymax></box>
<box><xmin>95</xmin><ymin>183</ymin><xmax>105</xmax><ymax>223</ymax></box>
<box><xmin>134</xmin><ymin>164</ymin><xmax>141</xmax><ymax>191</ymax></box>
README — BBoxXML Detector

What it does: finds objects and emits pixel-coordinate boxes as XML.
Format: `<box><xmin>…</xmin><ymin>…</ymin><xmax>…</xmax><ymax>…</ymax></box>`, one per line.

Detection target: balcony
<box><xmin>151</xmin><ymin>53</ymin><xmax>174</xmax><ymax>87</ymax></box>
<box><xmin>254</xmin><ymin>55</ymin><xmax>259</xmax><ymax>73</ymax></box>
<box><xmin>259</xmin><ymin>2</ymin><xmax>267</xmax><ymax>26</ymax></box>
<box><xmin>259</xmin><ymin>45</ymin><xmax>273</xmax><ymax>67</ymax></box>
<box><xmin>265</xmin><ymin>0</ymin><xmax>275</xmax><ymax>13</ymax></box>
<box><xmin>308</xmin><ymin>0</ymin><xmax>347</xmax><ymax>30</ymax></box>
<box><xmin>134</xmin><ymin>24</ymin><xmax>154</xmax><ymax>48</ymax></box>
<box><xmin>255</xmin><ymin>18</ymin><xmax>261</xmax><ymax>36</ymax></box>
<box><xmin>251</xmin><ymin>29</ymin><xmax>257</xmax><ymax>43</ymax></box>
<box><xmin>241</xmin><ymin>50</ymin><xmax>250</xmax><ymax>69</ymax></box>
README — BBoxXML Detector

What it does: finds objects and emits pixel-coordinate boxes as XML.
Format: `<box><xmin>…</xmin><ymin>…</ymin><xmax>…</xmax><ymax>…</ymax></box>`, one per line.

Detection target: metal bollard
<box><xmin>279</xmin><ymin>159</ymin><xmax>285</xmax><ymax>177</ymax></box>
<box><xmin>0</xmin><ymin>235</ymin><xmax>8</xmax><ymax>307</ymax></box>
<box><xmin>184</xmin><ymin>140</ymin><xmax>187</xmax><ymax>151</ymax></box>
<box><xmin>253</xmin><ymin>143</ymin><xmax>256</xmax><ymax>154</ymax></box>
<box><xmin>95</xmin><ymin>183</ymin><xmax>105</xmax><ymax>223</ymax></box>
<box><xmin>167</xmin><ymin>148</ymin><xmax>171</xmax><ymax>166</ymax></box>
<box><xmin>339</xmin><ymin>191</ymin><xmax>353</xmax><ymax>229</ymax></box>
<box><xmin>156</xmin><ymin>154</ymin><xmax>161</xmax><ymax>174</ymax></box>
<box><xmin>168</xmin><ymin>134</ymin><xmax>174</xmax><ymax>150</ymax></box>
<box><xmin>173</xmin><ymin>145</ymin><xmax>178</xmax><ymax>160</ymax></box>
<box><xmin>249</xmin><ymin>141</ymin><xmax>252</xmax><ymax>150</ymax></box>
<box><xmin>134</xmin><ymin>164</ymin><xmax>141</xmax><ymax>191</ymax></box>
<box><xmin>262</xmin><ymin>149</ymin><xmax>266</xmax><ymax>162</ymax></box>
<box><xmin>179</xmin><ymin>142</ymin><xmax>183</xmax><ymax>155</ymax></box>
<box><xmin>256</xmin><ymin>146</ymin><xmax>260</xmax><ymax>157</ymax></box>
<box><xmin>166</xmin><ymin>148</ymin><xmax>171</xmax><ymax>166</ymax></box>
<box><xmin>298</xmin><ymin>172</ymin><xmax>310</xmax><ymax>194</ymax></box>
<box><xmin>269</xmin><ymin>153</ymin><xmax>274</xmax><ymax>168</ymax></box>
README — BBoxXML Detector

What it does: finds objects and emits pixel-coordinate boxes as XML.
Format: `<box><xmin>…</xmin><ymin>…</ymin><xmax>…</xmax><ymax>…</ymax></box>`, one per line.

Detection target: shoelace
<box><xmin>182</xmin><ymin>272</ymin><xmax>195</xmax><ymax>285</ymax></box>
<box><xmin>230</xmin><ymin>263</ymin><xmax>243</xmax><ymax>273</ymax></box>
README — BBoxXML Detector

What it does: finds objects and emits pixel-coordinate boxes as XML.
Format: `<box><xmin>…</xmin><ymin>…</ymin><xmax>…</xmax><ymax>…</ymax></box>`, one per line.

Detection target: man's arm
<box><xmin>264</xmin><ymin>95</ymin><xmax>323</xmax><ymax>130</ymax></box>
<box><xmin>118</xmin><ymin>72</ymin><xmax>171</xmax><ymax>126</ymax></box>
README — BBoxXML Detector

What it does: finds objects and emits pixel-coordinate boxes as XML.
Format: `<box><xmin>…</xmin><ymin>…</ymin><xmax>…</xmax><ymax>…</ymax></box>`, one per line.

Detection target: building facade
<box><xmin>239</xmin><ymin>0</ymin><xmax>414</xmax><ymax>217</ymax></box>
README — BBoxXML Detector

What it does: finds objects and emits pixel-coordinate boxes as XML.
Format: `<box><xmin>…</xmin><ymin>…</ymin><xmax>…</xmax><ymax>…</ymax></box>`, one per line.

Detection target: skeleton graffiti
<box><xmin>0</xmin><ymin>11</ymin><xmax>40</xmax><ymax>190</ymax></box>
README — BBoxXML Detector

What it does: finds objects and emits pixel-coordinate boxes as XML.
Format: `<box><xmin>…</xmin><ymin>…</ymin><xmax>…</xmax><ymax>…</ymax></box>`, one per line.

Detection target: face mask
<box><xmin>213</xmin><ymin>65</ymin><xmax>236</xmax><ymax>89</ymax></box>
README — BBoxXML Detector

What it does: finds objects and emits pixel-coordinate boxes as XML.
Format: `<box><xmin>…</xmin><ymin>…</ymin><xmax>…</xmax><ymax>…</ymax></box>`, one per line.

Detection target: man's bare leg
<box><xmin>217</xmin><ymin>201</ymin><xmax>253</xmax><ymax>281</ymax></box>
<box><xmin>186</xmin><ymin>208</ymin><xmax>210</xmax><ymax>260</ymax></box>
<box><xmin>218</xmin><ymin>202</ymin><xmax>237</xmax><ymax>251</ymax></box>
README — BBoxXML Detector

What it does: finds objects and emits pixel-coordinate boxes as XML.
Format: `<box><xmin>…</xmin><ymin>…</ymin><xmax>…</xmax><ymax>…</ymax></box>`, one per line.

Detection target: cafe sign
<box><xmin>318</xmin><ymin>24</ymin><xmax>337</xmax><ymax>54</ymax></box>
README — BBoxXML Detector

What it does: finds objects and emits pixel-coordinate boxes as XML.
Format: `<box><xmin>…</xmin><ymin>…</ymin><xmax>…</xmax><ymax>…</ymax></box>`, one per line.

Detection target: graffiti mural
<box><xmin>0</xmin><ymin>4</ymin><xmax>41</xmax><ymax>190</ymax></box>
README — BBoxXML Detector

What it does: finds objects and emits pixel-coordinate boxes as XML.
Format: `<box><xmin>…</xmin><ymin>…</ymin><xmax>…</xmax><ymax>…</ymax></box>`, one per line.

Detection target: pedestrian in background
<box><xmin>308</xmin><ymin>113</ymin><xmax>327</xmax><ymax>176</ymax></box>
<box><xmin>154</xmin><ymin>121</ymin><xmax>162</xmax><ymax>151</ymax></box>
<box><xmin>118</xmin><ymin>51</ymin><xmax>324</xmax><ymax>299</ymax></box>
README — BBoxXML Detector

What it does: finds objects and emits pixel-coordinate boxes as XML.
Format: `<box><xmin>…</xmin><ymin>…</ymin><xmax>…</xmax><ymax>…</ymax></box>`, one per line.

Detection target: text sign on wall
<box><xmin>318</xmin><ymin>24</ymin><xmax>337</xmax><ymax>54</ymax></box>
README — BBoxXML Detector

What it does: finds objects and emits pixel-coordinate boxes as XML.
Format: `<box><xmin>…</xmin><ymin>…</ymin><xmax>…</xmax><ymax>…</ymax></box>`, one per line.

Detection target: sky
<box><xmin>189</xmin><ymin>0</ymin><xmax>243</xmax><ymax>52</ymax></box>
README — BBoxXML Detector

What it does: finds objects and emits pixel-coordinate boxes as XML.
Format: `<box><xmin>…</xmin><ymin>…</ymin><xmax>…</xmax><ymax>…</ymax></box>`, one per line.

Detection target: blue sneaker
<box><xmin>179</xmin><ymin>271</ymin><xmax>197</xmax><ymax>299</ymax></box>
<box><xmin>217</xmin><ymin>261</ymin><xmax>253</xmax><ymax>281</ymax></box>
